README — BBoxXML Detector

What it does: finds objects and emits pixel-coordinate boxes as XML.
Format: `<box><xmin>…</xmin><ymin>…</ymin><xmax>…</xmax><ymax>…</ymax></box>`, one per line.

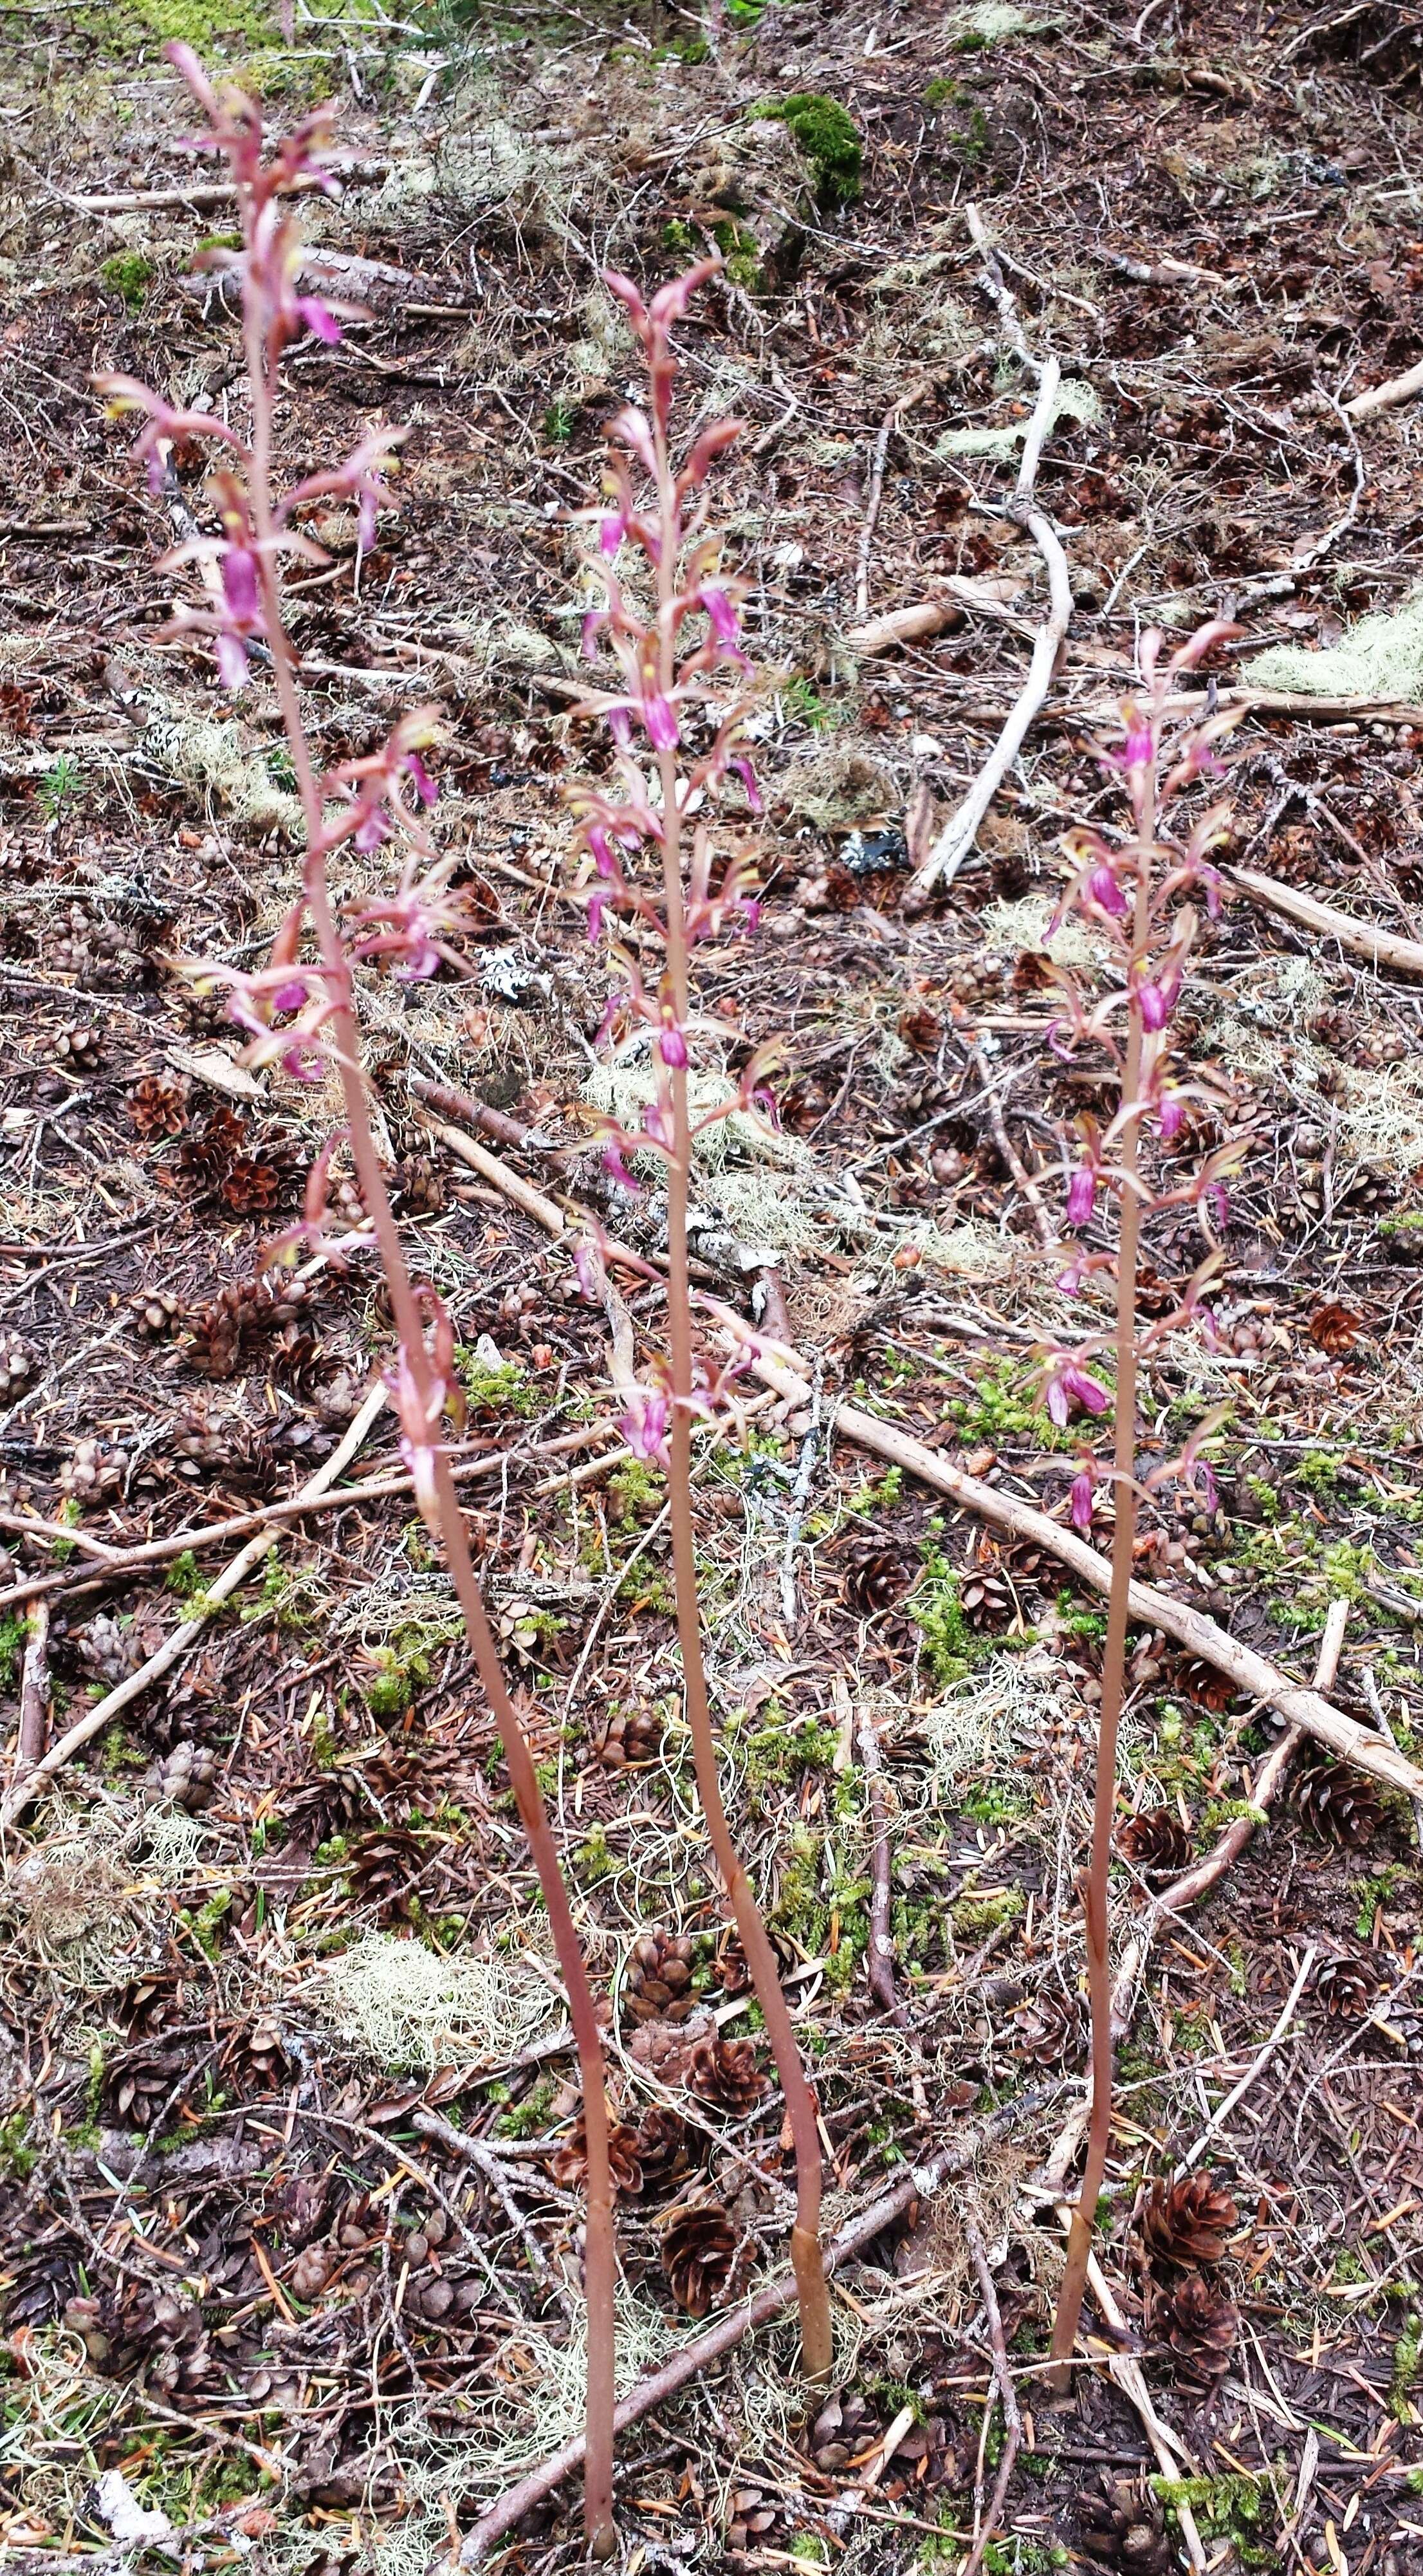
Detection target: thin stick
<box><xmin>908</xmin><ymin>357</ymin><xmax>1071</xmax><ymax>903</ymax></box>
<box><xmin>458</xmin><ymin>2110</ymin><xmax>1018</xmax><ymax>2564</ymax></box>
<box><xmin>1</xmin><ymin>1380</ymin><xmax>388</xmax><ymax>1825</ymax></box>
<box><xmin>1343</xmin><ymin>354</ymin><xmax>1423</xmax><ymax>420</ymax></box>
<box><xmin>960</xmin><ymin>2222</ymin><xmax>1024</xmax><ymax>2576</ymax></box>
<box><xmin>1175</xmin><ymin>1944</ymin><xmax>1316</xmax><ymax>2174</ymax></box>
<box><xmin>13</xmin><ymin>1599</ymin><xmax>49</xmax><ymax>1785</ymax></box>
<box><xmin>1226</xmin><ymin>862</ymin><xmax>1423</xmax><ymax>981</ymax></box>
<box><xmin>1065</xmin><ymin>2232</ymin><xmax>1208</xmax><ymax>2572</ymax></box>
<box><xmin>744</xmin><ymin>1348</ymin><xmax>1423</xmax><ymax>1804</ymax></box>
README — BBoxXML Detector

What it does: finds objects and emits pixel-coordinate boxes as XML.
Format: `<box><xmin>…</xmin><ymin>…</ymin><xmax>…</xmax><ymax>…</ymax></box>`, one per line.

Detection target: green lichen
<box><xmin>751</xmin><ymin>93</ymin><xmax>862</xmax><ymax>207</ymax></box>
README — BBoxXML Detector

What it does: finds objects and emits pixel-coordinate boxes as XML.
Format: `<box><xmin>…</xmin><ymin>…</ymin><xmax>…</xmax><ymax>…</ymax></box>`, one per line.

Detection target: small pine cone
<box><xmin>845</xmin><ymin>1543</ymin><xmax>912</xmax><ymax>1616</ymax></box>
<box><xmin>111</xmin><ymin>1972</ymin><xmax>185</xmax><ymax>2039</ymax></box>
<box><xmin>220</xmin><ymin>1156</ymin><xmax>283</xmax><ymax>1216</ymax></box>
<box><xmin>634</xmin><ymin>2104</ymin><xmax>692</xmax><ymax>2196</ymax></box>
<box><xmin>171</xmin><ymin>1407</ymin><xmax>226</xmax><ymax>1476</ymax></box>
<box><xmin>349</xmin><ymin>1828</ymin><xmax>430</xmax><ymax>1922</ymax></box>
<box><xmin>627</xmin><ymin>2007</ymin><xmax>714</xmax><ymax>2084</ymax></box>
<box><xmin>661</xmin><ymin>2201</ymin><xmax>738</xmax><ymax>2315</ymax></box>
<box><xmin>53</xmin><ymin>1023</ymin><xmax>103</xmax><ymax>1071</ymax></box>
<box><xmin>180</xmin><ymin>1107</ymin><xmax>248</xmax><ymax>1187</ymax></box>
<box><xmin>3</xmin><ymin>2234</ymin><xmax>82</xmax><ymax>2331</ymax></box>
<box><xmin>396</xmin><ymin>1154</ymin><xmax>446</xmax><ymax>1215</ymax></box>
<box><xmin>624</xmin><ymin>1931</ymin><xmax>697</xmax><ymax>2026</ymax></box>
<box><xmin>132</xmin><ymin>1290</ymin><xmax>182</xmax><ymax>1340</ymax></box>
<box><xmin>1316</xmin><ymin>1952</ymin><xmax>1382</xmax><ymax>2019</ymax></box>
<box><xmin>128</xmin><ymin>1077</ymin><xmax>188</xmax><ymax>1140</ymax></box>
<box><xmin>1077</xmin><ymin>2474</ymin><xmax>1174</xmax><ymax>2574</ymax></box>
<box><xmin>549</xmin><ymin>2117</ymin><xmax>643</xmax><ymax>2194</ymax></box>
<box><xmin>1116</xmin><ymin>1808</ymin><xmax>1192</xmax><ymax>1880</ymax></box>
<box><xmin>959</xmin><ymin>1567</ymin><xmax>1014</xmax><ymax>1631</ymax></box>
<box><xmin>712</xmin><ymin>1930</ymin><xmax>753</xmax><ymax>1997</ymax></box>
<box><xmin>80</xmin><ymin>1611</ymin><xmax>164</xmax><ymax>1686</ymax></box>
<box><xmin>897</xmin><ymin>1004</ymin><xmax>943</xmax><ymax>1053</ymax></box>
<box><xmin>60</xmin><ymin>1438</ymin><xmax>125</xmax><ymax>1505</ymax></box>
<box><xmin>808</xmin><ymin>2389</ymin><xmax>879</xmax><ymax>2473</ymax></box>
<box><xmin>100</xmin><ymin>2039</ymin><xmax>188</xmax><ymax>2133</ymax></box>
<box><xmin>686</xmin><ymin>2032</ymin><xmax>767</xmax><ymax>2115</ymax></box>
<box><xmin>0</xmin><ymin>1331</ymin><xmax>36</xmax><ymax>1397</ymax></box>
<box><xmin>1140</xmin><ymin>2171</ymin><xmax>1238</xmax><ymax>2268</ymax></box>
<box><xmin>1309</xmin><ymin>1302</ymin><xmax>1363</xmax><ymax>1356</ymax></box>
<box><xmin>1179</xmin><ymin>1657</ymin><xmax>1236</xmax><ymax>1713</ymax></box>
<box><xmin>1162</xmin><ymin>2272</ymin><xmax>1238</xmax><ymax>2393</ymax></box>
<box><xmin>275</xmin><ymin>2171</ymin><xmax>332</xmax><ymax>2247</ymax></box>
<box><xmin>222</xmin><ymin>2017</ymin><xmax>289</xmax><ymax>2094</ymax></box>
<box><xmin>152</xmin><ymin>1741</ymin><xmax>218</xmax><ymax>1813</ymax></box>
<box><xmin>1012</xmin><ymin>1985</ymin><xmax>1084</xmax><ymax>2067</ymax></box>
<box><xmin>590</xmin><ymin>1703</ymin><xmax>663</xmax><ymax>1771</ymax></box>
<box><xmin>1295</xmin><ymin>1752</ymin><xmax>1379</xmax><ymax>1848</ymax></box>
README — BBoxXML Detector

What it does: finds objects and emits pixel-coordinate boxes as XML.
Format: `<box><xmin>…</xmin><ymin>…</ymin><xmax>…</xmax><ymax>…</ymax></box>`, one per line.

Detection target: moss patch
<box><xmin>751</xmin><ymin>94</ymin><xmax>862</xmax><ymax>207</ymax></box>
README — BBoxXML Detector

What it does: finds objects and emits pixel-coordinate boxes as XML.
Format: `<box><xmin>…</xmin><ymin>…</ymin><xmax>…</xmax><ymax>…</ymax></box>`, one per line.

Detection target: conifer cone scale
<box><xmin>1140</xmin><ymin>2171</ymin><xmax>1238</xmax><ymax>2267</ymax></box>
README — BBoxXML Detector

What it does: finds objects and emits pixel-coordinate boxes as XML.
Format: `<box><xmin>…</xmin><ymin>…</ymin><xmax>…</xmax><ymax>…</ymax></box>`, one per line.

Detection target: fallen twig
<box><xmin>1</xmin><ymin>1382</ymin><xmax>389</xmax><ymax>1825</ymax></box>
<box><xmin>457</xmin><ymin>2105</ymin><xmax>1024</xmax><ymax>2562</ymax></box>
<box><xmin>745</xmin><ymin>1349</ymin><xmax>1423</xmax><ymax>1802</ymax></box>
<box><xmin>971</xmin><ymin>1037</ymin><xmax>1057</xmax><ymax>1249</ymax></box>
<box><xmin>1226</xmin><ymin>863</ymin><xmax>1423</xmax><ymax>980</ymax></box>
<box><xmin>1175</xmin><ymin>1943</ymin><xmax>1317</xmax><ymax>2174</ymax></box>
<box><xmin>1343</xmin><ymin>354</ymin><xmax>1423</xmax><ymax>420</ymax></box>
<box><xmin>844</xmin><ymin>570</ymin><xmax>1027</xmax><ymax>659</ymax></box>
<box><xmin>961</xmin><ymin>2222</ymin><xmax>1024</xmax><ymax>2576</ymax></box>
<box><xmin>13</xmin><ymin>1600</ymin><xmax>49</xmax><ymax>1788</ymax></box>
<box><xmin>857</xmin><ymin>1701</ymin><xmax>899</xmax><ymax>2019</ymax></box>
<box><xmin>907</xmin><ymin>355</ymin><xmax>1072</xmax><ymax>901</ymax></box>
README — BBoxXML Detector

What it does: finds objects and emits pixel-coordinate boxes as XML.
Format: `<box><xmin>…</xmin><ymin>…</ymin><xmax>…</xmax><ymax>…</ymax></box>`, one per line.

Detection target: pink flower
<box><xmin>1070</xmin><ymin>1467</ymin><xmax>1094</xmax><ymax>1532</ymax></box>
<box><xmin>701</xmin><ymin>585</ymin><xmax>739</xmax><ymax>644</ymax></box>
<box><xmin>295</xmin><ymin>293</ymin><xmax>341</xmax><ymax>344</ymax></box>
<box><xmin>599</xmin><ymin>511</ymin><xmax>627</xmax><ymax>556</ymax></box>
<box><xmin>405</xmin><ymin>750</ymin><xmax>438</xmax><ymax>807</ymax></box>
<box><xmin>731</xmin><ymin>756</ymin><xmax>762</xmax><ymax>813</ymax></box>
<box><xmin>215</xmin><ymin>631</ymin><xmax>250</xmax><ymax>690</ymax></box>
<box><xmin>657</xmin><ymin>1017</ymin><xmax>688</xmax><ymax>1070</ymax></box>
<box><xmin>572</xmin><ymin>1238</ymin><xmax>605</xmax><ymax>1302</ymax></box>
<box><xmin>1056</xmin><ymin>1249</ymin><xmax>1088</xmax><ymax>1296</ymax></box>
<box><xmin>603</xmin><ymin>1143</ymin><xmax>640</xmax><ymax>1192</ymax></box>
<box><xmin>1046</xmin><ymin>1361</ymin><xmax>1110</xmax><ymax>1427</ymax></box>
<box><xmin>1158</xmin><ymin>1092</ymin><xmax>1185</xmax><ymax>1142</ymax></box>
<box><xmin>1066</xmin><ymin>1165</ymin><xmax>1096</xmax><ymax>1228</ymax></box>
<box><xmin>643</xmin><ymin>693</ymin><xmax>679</xmax><ymax>752</ymax></box>
<box><xmin>618</xmin><ymin>1382</ymin><xmax>671</xmax><ymax>1467</ymax></box>
<box><xmin>220</xmin><ymin>542</ymin><xmax>260</xmax><ymax>624</ymax></box>
<box><xmin>582</xmin><ymin>609</ymin><xmax>604</xmax><ymax>659</ymax></box>
<box><xmin>1115</xmin><ymin>711</ymin><xmax>1153</xmax><ymax>771</ymax></box>
<box><xmin>1087</xmin><ymin>863</ymin><xmax>1128</xmax><ymax>916</ymax></box>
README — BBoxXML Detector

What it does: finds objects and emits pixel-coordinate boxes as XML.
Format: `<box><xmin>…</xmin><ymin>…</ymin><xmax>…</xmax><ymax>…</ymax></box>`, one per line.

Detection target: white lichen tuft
<box><xmin>1244</xmin><ymin>586</ymin><xmax>1423</xmax><ymax>701</ymax></box>
<box><xmin>919</xmin><ymin>1647</ymin><xmax>1068</xmax><ymax>1792</ymax></box>
<box><xmin>320</xmin><ymin>1932</ymin><xmax>560</xmax><ymax>2070</ymax></box>
<box><xmin>143</xmin><ymin>710</ymin><xmax>302</xmax><ymax>837</ymax></box>
<box><xmin>978</xmin><ymin>891</ymin><xmax>1105</xmax><ymax>969</ymax></box>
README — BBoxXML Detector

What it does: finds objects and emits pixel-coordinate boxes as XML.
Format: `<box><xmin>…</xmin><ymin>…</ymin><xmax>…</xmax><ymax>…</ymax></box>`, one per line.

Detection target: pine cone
<box><xmin>60</xmin><ymin>1438</ymin><xmax>124</xmax><ymax>1505</ymax></box>
<box><xmin>180</xmin><ymin>1107</ymin><xmax>248</xmax><ymax>1188</ymax></box>
<box><xmin>53</xmin><ymin>1023</ymin><xmax>103</xmax><ymax>1070</ymax></box>
<box><xmin>634</xmin><ymin>2104</ymin><xmax>692</xmax><ymax>2196</ymax></box>
<box><xmin>0</xmin><ymin>1331</ymin><xmax>35</xmax><ymax>1397</ymax></box>
<box><xmin>151</xmin><ymin>1741</ymin><xmax>218</xmax><ymax>1813</ymax></box>
<box><xmin>897</xmin><ymin>1003</ymin><xmax>943</xmax><ymax>1053</ymax></box>
<box><xmin>845</xmin><ymin>1543</ymin><xmax>912</xmax><ymax>1615</ymax></box>
<box><xmin>2</xmin><ymin>2233</ymin><xmax>81</xmax><ymax>2330</ymax></box>
<box><xmin>1116</xmin><ymin>1808</ymin><xmax>1192</xmax><ymax>1879</ymax></box>
<box><xmin>624</xmin><ymin>1930</ymin><xmax>697</xmax><ymax>2026</ymax></box>
<box><xmin>79</xmin><ymin>1609</ymin><xmax>165</xmax><ymax>1685</ymax></box>
<box><xmin>132</xmin><ymin>1289</ymin><xmax>182</xmax><ymax>1340</ymax></box>
<box><xmin>170</xmin><ymin>1408</ymin><xmax>226</xmax><ymax>1476</ymax></box>
<box><xmin>185</xmin><ymin>1290</ymin><xmax>244</xmax><ymax>1378</ymax></box>
<box><xmin>808</xmin><ymin>2389</ymin><xmax>879</xmax><ymax>2472</ymax></box>
<box><xmin>589</xmin><ymin>1703</ymin><xmax>663</xmax><ymax>1770</ymax></box>
<box><xmin>1316</xmin><ymin>1952</ymin><xmax>1382</xmax><ymax>2018</ymax></box>
<box><xmin>349</xmin><ymin>1828</ymin><xmax>430</xmax><ymax>1922</ymax></box>
<box><xmin>1077</xmin><ymin>2474</ymin><xmax>1173</xmax><ymax>2573</ymax></box>
<box><xmin>111</xmin><ymin>1971</ymin><xmax>185</xmax><ymax>2039</ymax></box>
<box><xmin>661</xmin><ymin>2201</ymin><xmax>737</xmax><ymax>2315</ymax></box>
<box><xmin>1012</xmin><ymin>1984</ymin><xmax>1084</xmax><ymax>2066</ymax></box>
<box><xmin>396</xmin><ymin>1154</ymin><xmax>446</xmax><ymax>1215</ymax></box>
<box><xmin>100</xmin><ymin>2038</ymin><xmax>190</xmax><ymax>2133</ymax></box>
<box><xmin>712</xmin><ymin>1930</ymin><xmax>753</xmax><ymax>1997</ymax></box>
<box><xmin>1295</xmin><ymin>1752</ymin><xmax>1379</xmax><ymax>1848</ymax></box>
<box><xmin>274</xmin><ymin>2171</ymin><xmax>332</xmax><ymax>2247</ymax></box>
<box><xmin>220</xmin><ymin>1156</ymin><xmax>283</xmax><ymax>1216</ymax></box>
<box><xmin>222</xmin><ymin>2017</ymin><xmax>289</xmax><ymax>2094</ymax></box>
<box><xmin>1178</xmin><ymin>1657</ymin><xmax>1235</xmax><ymax>1713</ymax></box>
<box><xmin>1162</xmin><ymin>2272</ymin><xmax>1238</xmax><ymax>2393</ymax></box>
<box><xmin>686</xmin><ymin>2032</ymin><xmax>767</xmax><ymax>2115</ymax></box>
<box><xmin>627</xmin><ymin>2007</ymin><xmax>714</xmax><ymax>2084</ymax></box>
<box><xmin>1310</xmin><ymin>1302</ymin><xmax>1362</xmax><ymax>1356</ymax></box>
<box><xmin>1140</xmin><ymin>2171</ymin><xmax>1238</xmax><ymax>2268</ymax></box>
<box><xmin>960</xmin><ymin>1566</ymin><xmax>1015</xmax><ymax>1630</ymax></box>
<box><xmin>549</xmin><ymin>2117</ymin><xmax>643</xmax><ymax>2194</ymax></box>
<box><xmin>129</xmin><ymin>1077</ymin><xmax>188</xmax><ymax>1140</ymax></box>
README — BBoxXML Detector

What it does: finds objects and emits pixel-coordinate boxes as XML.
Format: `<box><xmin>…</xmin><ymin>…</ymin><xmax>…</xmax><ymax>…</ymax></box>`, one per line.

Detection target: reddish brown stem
<box><xmin>1048</xmin><ymin>870</ymin><xmax>1149</xmax><ymax>2383</ymax></box>
<box><xmin>244</xmin><ymin>304</ymin><xmax>617</xmax><ymax>2553</ymax></box>
<box><xmin>652</xmin><ymin>420</ymin><xmax>831</xmax><ymax>2373</ymax></box>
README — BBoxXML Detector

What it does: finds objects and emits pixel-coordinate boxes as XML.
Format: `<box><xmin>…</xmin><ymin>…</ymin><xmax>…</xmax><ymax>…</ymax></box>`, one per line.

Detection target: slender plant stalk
<box><xmin>241</xmin><ymin>221</ymin><xmax>618</xmax><ymax>2562</ymax></box>
<box><xmin>1048</xmin><ymin>869</ymin><xmax>1149</xmax><ymax>2384</ymax></box>
<box><xmin>651</xmin><ymin>449</ymin><xmax>832</xmax><ymax>2379</ymax></box>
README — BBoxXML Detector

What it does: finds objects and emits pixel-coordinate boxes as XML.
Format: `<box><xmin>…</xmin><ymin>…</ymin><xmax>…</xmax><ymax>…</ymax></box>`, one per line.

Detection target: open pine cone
<box><xmin>634</xmin><ymin>2104</ymin><xmax>692</xmax><ymax>2196</ymax></box>
<box><xmin>66</xmin><ymin>2284</ymin><xmax>210</xmax><ymax>2394</ymax></box>
<box><xmin>1116</xmin><ymin>1807</ymin><xmax>1192</xmax><ymax>1878</ymax></box>
<box><xmin>624</xmin><ymin>1930</ymin><xmax>697</xmax><ymax>2025</ymax></box>
<box><xmin>712</xmin><ymin>1929</ymin><xmax>753</xmax><ymax>1996</ymax></box>
<box><xmin>128</xmin><ymin>1076</ymin><xmax>188</xmax><ymax>1140</ymax></box>
<box><xmin>1316</xmin><ymin>1952</ymin><xmax>1382</xmax><ymax>2018</ymax></box>
<box><xmin>549</xmin><ymin>2117</ymin><xmax>643</xmax><ymax>2194</ymax></box>
<box><xmin>1077</xmin><ymin>2474</ymin><xmax>1174</xmax><ymax>2573</ymax></box>
<box><xmin>1294</xmin><ymin>1752</ymin><xmax>1379</xmax><ymax>1848</ymax></box>
<box><xmin>1140</xmin><ymin>2171</ymin><xmax>1238</xmax><ymax>2268</ymax></box>
<box><xmin>686</xmin><ymin>2032</ymin><xmax>767</xmax><ymax>2115</ymax></box>
<box><xmin>590</xmin><ymin>1703</ymin><xmax>663</xmax><ymax>1771</ymax></box>
<box><xmin>111</xmin><ymin>1971</ymin><xmax>185</xmax><ymax>2039</ymax></box>
<box><xmin>132</xmin><ymin>1289</ymin><xmax>182</xmax><ymax>1340</ymax></box>
<box><xmin>0</xmin><ymin>1331</ymin><xmax>35</xmax><ymax>1397</ymax></box>
<box><xmin>100</xmin><ymin>2039</ymin><xmax>189</xmax><ymax>2133</ymax></box>
<box><xmin>348</xmin><ymin>1828</ymin><xmax>432</xmax><ymax>1922</ymax></box>
<box><xmin>845</xmin><ymin>1543</ymin><xmax>912</xmax><ymax>1616</ymax></box>
<box><xmin>396</xmin><ymin>1153</ymin><xmax>446</xmax><ymax>1215</ymax></box>
<box><xmin>661</xmin><ymin>2201</ymin><xmax>737</xmax><ymax>2315</ymax></box>
<box><xmin>222</xmin><ymin>2017</ymin><xmax>290</xmax><ymax>2095</ymax></box>
<box><xmin>1162</xmin><ymin>2271</ymin><xmax>1238</xmax><ymax>2393</ymax></box>
<box><xmin>151</xmin><ymin>1742</ymin><xmax>219</xmax><ymax>1813</ymax></box>
<box><xmin>1011</xmin><ymin>1983</ymin><xmax>1085</xmax><ymax>2066</ymax></box>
